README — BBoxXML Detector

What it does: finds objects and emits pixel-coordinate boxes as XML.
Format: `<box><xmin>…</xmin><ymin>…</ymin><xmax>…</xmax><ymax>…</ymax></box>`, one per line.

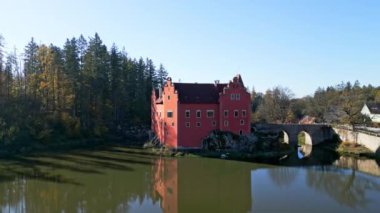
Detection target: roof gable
<box><xmin>366</xmin><ymin>103</ymin><xmax>380</xmax><ymax>114</ymax></box>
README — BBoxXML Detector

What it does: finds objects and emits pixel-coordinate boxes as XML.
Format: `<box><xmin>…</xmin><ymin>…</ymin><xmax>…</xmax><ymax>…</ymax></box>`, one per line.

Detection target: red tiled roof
<box><xmin>174</xmin><ymin>83</ymin><xmax>227</xmax><ymax>104</ymax></box>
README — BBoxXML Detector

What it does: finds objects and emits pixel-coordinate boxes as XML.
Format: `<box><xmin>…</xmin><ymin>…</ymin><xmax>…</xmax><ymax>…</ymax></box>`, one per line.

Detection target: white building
<box><xmin>361</xmin><ymin>103</ymin><xmax>380</xmax><ymax>123</ymax></box>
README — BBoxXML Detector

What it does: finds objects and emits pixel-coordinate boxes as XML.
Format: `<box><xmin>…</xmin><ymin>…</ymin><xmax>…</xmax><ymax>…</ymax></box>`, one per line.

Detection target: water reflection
<box><xmin>281</xmin><ymin>146</ymin><xmax>341</xmax><ymax>166</ymax></box>
<box><xmin>0</xmin><ymin>151</ymin><xmax>160</xmax><ymax>213</ymax></box>
<box><xmin>334</xmin><ymin>156</ymin><xmax>380</xmax><ymax>177</ymax></box>
<box><xmin>0</xmin><ymin>149</ymin><xmax>379</xmax><ymax>212</ymax></box>
<box><xmin>305</xmin><ymin>166</ymin><xmax>380</xmax><ymax>209</ymax></box>
<box><xmin>152</xmin><ymin>158</ymin><xmax>252</xmax><ymax>213</ymax></box>
<box><xmin>253</xmin><ymin>166</ymin><xmax>380</xmax><ymax>212</ymax></box>
<box><xmin>298</xmin><ymin>144</ymin><xmax>313</xmax><ymax>158</ymax></box>
<box><xmin>0</xmin><ymin>152</ymin><xmax>254</xmax><ymax>213</ymax></box>
<box><xmin>268</xmin><ymin>167</ymin><xmax>299</xmax><ymax>187</ymax></box>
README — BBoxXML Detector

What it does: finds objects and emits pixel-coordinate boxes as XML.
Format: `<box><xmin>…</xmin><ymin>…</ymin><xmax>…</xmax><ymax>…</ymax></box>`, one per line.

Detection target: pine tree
<box><xmin>63</xmin><ymin>38</ymin><xmax>80</xmax><ymax>116</ymax></box>
<box><xmin>0</xmin><ymin>33</ymin><xmax>170</xmax><ymax>143</ymax></box>
<box><xmin>82</xmin><ymin>33</ymin><xmax>110</xmax><ymax>134</ymax></box>
<box><xmin>0</xmin><ymin>34</ymin><xmax>4</xmax><ymax>75</ymax></box>
<box><xmin>4</xmin><ymin>50</ymin><xmax>17</xmax><ymax>99</ymax></box>
<box><xmin>157</xmin><ymin>64</ymin><xmax>168</xmax><ymax>88</ymax></box>
<box><xmin>109</xmin><ymin>44</ymin><xmax>123</xmax><ymax>127</ymax></box>
<box><xmin>24</xmin><ymin>38</ymin><xmax>39</xmax><ymax>100</ymax></box>
<box><xmin>0</xmin><ymin>35</ymin><xmax>5</xmax><ymax>98</ymax></box>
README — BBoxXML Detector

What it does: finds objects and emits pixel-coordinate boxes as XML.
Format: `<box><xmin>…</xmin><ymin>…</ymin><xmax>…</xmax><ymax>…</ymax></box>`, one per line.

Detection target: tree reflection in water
<box><xmin>306</xmin><ymin>166</ymin><xmax>380</xmax><ymax>209</ymax></box>
<box><xmin>268</xmin><ymin>167</ymin><xmax>299</xmax><ymax>188</ymax></box>
<box><xmin>266</xmin><ymin>164</ymin><xmax>380</xmax><ymax>210</ymax></box>
<box><xmin>269</xmin><ymin>145</ymin><xmax>380</xmax><ymax>210</ymax></box>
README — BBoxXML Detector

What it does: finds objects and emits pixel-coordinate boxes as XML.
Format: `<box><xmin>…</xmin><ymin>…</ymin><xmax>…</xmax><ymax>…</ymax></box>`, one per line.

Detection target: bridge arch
<box><xmin>297</xmin><ymin>131</ymin><xmax>312</xmax><ymax>146</ymax></box>
<box><xmin>279</xmin><ymin>130</ymin><xmax>290</xmax><ymax>144</ymax></box>
<box><xmin>255</xmin><ymin>123</ymin><xmax>334</xmax><ymax>147</ymax></box>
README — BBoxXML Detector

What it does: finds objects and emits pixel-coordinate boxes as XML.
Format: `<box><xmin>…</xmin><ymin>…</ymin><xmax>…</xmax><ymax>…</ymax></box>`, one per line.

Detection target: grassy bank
<box><xmin>321</xmin><ymin>141</ymin><xmax>377</xmax><ymax>159</ymax></box>
<box><xmin>336</xmin><ymin>142</ymin><xmax>377</xmax><ymax>159</ymax></box>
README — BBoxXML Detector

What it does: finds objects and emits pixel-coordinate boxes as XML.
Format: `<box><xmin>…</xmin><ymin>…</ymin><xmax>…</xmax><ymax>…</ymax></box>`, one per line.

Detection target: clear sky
<box><xmin>1</xmin><ymin>0</ymin><xmax>379</xmax><ymax>97</ymax></box>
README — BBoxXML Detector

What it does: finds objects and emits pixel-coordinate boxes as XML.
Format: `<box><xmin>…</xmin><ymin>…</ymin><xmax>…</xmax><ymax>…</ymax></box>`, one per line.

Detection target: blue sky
<box><xmin>1</xmin><ymin>0</ymin><xmax>379</xmax><ymax>97</ymax></box>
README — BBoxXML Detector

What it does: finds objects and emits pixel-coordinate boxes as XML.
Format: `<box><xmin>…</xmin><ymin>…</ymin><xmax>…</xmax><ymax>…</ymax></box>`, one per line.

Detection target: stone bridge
<box><xmin>254</xmin><ymin>123</ymin><xmax>335</xmax><ymax>147</ymax></box>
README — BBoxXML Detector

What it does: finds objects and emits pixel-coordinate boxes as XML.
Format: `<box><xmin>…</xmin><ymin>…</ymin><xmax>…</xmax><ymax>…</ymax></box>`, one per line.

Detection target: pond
<box><xmin>0</xmin><ymin>146</ymin><xmax>379</xmax><ymax>213</ymax></box>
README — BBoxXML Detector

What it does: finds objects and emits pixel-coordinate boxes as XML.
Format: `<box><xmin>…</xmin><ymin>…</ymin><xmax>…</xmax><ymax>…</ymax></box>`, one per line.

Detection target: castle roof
<box><xmin>173</xmin><ymin>83</ymin><xmax>227</xmax><ymax>104</ymax></box>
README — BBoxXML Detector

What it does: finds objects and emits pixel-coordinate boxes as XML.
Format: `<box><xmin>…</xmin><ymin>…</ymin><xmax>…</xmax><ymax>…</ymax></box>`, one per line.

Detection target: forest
<box><xmin>0</xmin><ymin>33</ymin><xmax>167</xmax><ymax>144</ymax></box>
<box><xmin>1</xmin><ymin>33</ymin><xmax>380</xmax><ymax>146</ymax></box>
<box><xmin>251</xmin><ymin>82</ymin><xmax>380</xmax><ymax>126</ymax></box>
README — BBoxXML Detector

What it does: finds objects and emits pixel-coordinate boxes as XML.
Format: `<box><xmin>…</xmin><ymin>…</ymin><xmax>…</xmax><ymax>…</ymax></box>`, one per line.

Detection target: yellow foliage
<box><xmin>40</xmin><ymin>81</ymin><xmax>48</xmax><ymax>89</ymax></box>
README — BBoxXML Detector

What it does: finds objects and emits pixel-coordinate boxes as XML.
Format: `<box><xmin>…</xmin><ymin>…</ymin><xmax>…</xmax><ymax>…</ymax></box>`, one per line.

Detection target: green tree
<box><xmin>256</xmin><ymin>86</ymin><xmax>294</xmax><ymax>123</ymax></box>
<box><xmin>157</xmin><ymin>64</ymin><xmax>168</xmax><ymax>88</ymax></box>
<box><xmin>3</xmin><ymin>49</ymin><xmax>18</xmax><ymax>99</ymax></box>
<box><xmin>109</xmin><ymin>44</ymin><xmax>123</xmax><ymax>127</ymax></box>
<box><xmin>24</xmin><ymin>38</ymin><xmax>40</xmax><ymax>100</ymax></box>
<box><xmin>63</xmin><ymin>38</ymin><xmax>80</xmax><ymax>116</ymax></box>
<box><xmin>0</xmin><ymin>34</ymin><xmax>4</xmax><ymax>82</ymax></box>
<box><xmin>82</xmin><ymin>33</ymin><xmax>110</xmax><ymax>134</ymax></box>
<box><xmin>339</xmin><ymin>81</ymin><xmax>366</xmax><ymax>125</ymax></box>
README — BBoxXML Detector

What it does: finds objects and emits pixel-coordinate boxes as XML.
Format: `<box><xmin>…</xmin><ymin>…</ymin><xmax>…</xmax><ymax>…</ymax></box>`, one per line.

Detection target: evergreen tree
<box><xmin>24</xmin><ymin>38</ymin><xmax>39</xmax><ymax>99</ymax></box>
<box><xmin>0</xmin><ymin>33</ymin><xmax>169</xmax><ymax>143</ymax></box>
<box><xmin>82</xmin><ymin>33</ymin><xmax>110</xmax><ymax>134</ymax></box>
<box><xmin>0</xmin><ymin>34</ymin><xmax>4</xmax><ymax>75</ymax></box>
<box><xmin>4</xmin><ymin>50</ymin><xmax>17</xmax><ymax>99</ymax></box>
<box><xmin>63</xmin><ymin>38</ymin><xmax>80</xmax><ymax>116</ymax></box>
<box><xmin>109</xmin><ymin>44</ymin><xmax>123</xmax><ymax>127</ymax></box>
<box><xmin>157</xmin><ymin>64</ymin><xmax>168</xmax><ymax>88</ymax></box>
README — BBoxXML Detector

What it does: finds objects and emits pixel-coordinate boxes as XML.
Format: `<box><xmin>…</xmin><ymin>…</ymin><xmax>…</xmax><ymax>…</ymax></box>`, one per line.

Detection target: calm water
<box><xmin>0</xmin><ymin>146</ymin><xmax>379</xmax><ymax>213</ymax></box>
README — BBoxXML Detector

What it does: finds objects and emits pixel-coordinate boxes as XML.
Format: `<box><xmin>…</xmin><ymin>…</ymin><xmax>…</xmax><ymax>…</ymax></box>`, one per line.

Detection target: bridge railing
<box><xmin>333</xmin><ymin>124</ymin><xmax>380</xmax><ymax>137</ymax></box>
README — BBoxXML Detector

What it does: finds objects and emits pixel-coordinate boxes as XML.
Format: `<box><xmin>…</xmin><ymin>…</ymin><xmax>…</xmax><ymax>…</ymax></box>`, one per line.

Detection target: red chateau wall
<box><xmin>151</xmin><ymin>75</ymin><xmax>251</xmax><ymax>149</ymax></box>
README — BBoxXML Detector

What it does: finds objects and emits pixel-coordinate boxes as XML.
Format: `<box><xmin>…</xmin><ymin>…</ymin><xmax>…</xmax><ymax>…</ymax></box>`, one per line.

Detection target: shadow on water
<box><xmin>0</xmin><ymin>145</ymin><xmax>155</xmax><ymax>186</ymax></box>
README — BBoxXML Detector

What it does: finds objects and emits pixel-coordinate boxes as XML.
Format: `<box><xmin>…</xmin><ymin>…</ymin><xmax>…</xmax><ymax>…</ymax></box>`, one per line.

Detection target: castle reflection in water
<box><xmin>152</xmin><ymin>158</ymin><xmax>252</xmax><ymax>213</ymax></box>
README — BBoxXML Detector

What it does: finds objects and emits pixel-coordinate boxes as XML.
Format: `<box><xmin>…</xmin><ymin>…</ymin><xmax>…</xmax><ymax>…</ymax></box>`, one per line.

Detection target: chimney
<box><xmin>158</xmin><ymin>87</ymin><xmax>162</xmax><ymax>98</ymax></box>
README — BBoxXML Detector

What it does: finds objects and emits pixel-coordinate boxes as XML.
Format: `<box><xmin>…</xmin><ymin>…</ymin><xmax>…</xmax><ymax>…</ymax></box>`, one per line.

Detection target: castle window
<box><xmin>230</xmin><ymin>94</ymin><xmax>235</xmax><ymax>100</ymax></box>
<box><xmin>224</xmin><ymin>120</ymin><xmax>229</xmax><ymax>127</ymax></box>
<box><xmin>236</xmin><ymin>94</ymin><xmax>240</xmax><ymax>100</ymax></box>
<box><xmin>185</xmin><ymin>110</ymin><xmax>190</xmax><ymax>118</ymax></box>
<box><xmin>224</xmin><ymin>110</ymin><xmax>229</xmax><ymax>118</ymax></box>
<box><xmin>207</xmin><ymin>110</ymin><xmax>214</xmax><ymax>118</ymax></box>
<box><xmin>234</xmin><ymin>110</ymin><xmax>239</xmax><ymax>118</ymax></box>
<box><xmin>167</xmin><ymin>110</ymin><xmax>173</xmax><ymax>118</ymax></box>
<box><xmin>212</xmin><ymin>121</ymin><xmax>216</xmax><ymax>127</ymax></box>
<box><xmin>240</xmin><ymin>119</ymin><xmax>245</xmax><ymax>125</ymax></box>
<box><xmin>242</xmin><ymin>110</ymin><xmax>246</xmax><ymax>117</ymax></box>
<box><xmin>196</xmin><ymin>110</ymin><xmax>201</xmax><ymax>118</ymax></box>
<box><xmin>186</xmin><ymin>122</ymin><xmax>190</xmax><ymax>128</ymax></box>
<box><xmin>168</xmin><ymin>95</ymin><xmax>170</xmax><ymax>100</ymax></box>
<box><xmin>196</xmin><ymin>122</ymin><xmax>201</xmax><ymax>127</ymax></box>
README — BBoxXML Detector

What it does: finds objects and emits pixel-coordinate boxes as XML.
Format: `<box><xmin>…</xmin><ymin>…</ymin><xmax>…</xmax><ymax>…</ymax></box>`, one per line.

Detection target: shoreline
<box><xmin>0</xmin><ymin>139</ymin><xmax>378</xmax><ymax>165</ymax></box>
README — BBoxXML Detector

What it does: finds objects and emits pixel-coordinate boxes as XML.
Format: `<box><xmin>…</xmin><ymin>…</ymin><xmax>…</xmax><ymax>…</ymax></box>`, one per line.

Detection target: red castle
<box><xmin>151</xmin><ymin>74</ymin><xmax>251</xmax><ymax>148</ymax></box>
